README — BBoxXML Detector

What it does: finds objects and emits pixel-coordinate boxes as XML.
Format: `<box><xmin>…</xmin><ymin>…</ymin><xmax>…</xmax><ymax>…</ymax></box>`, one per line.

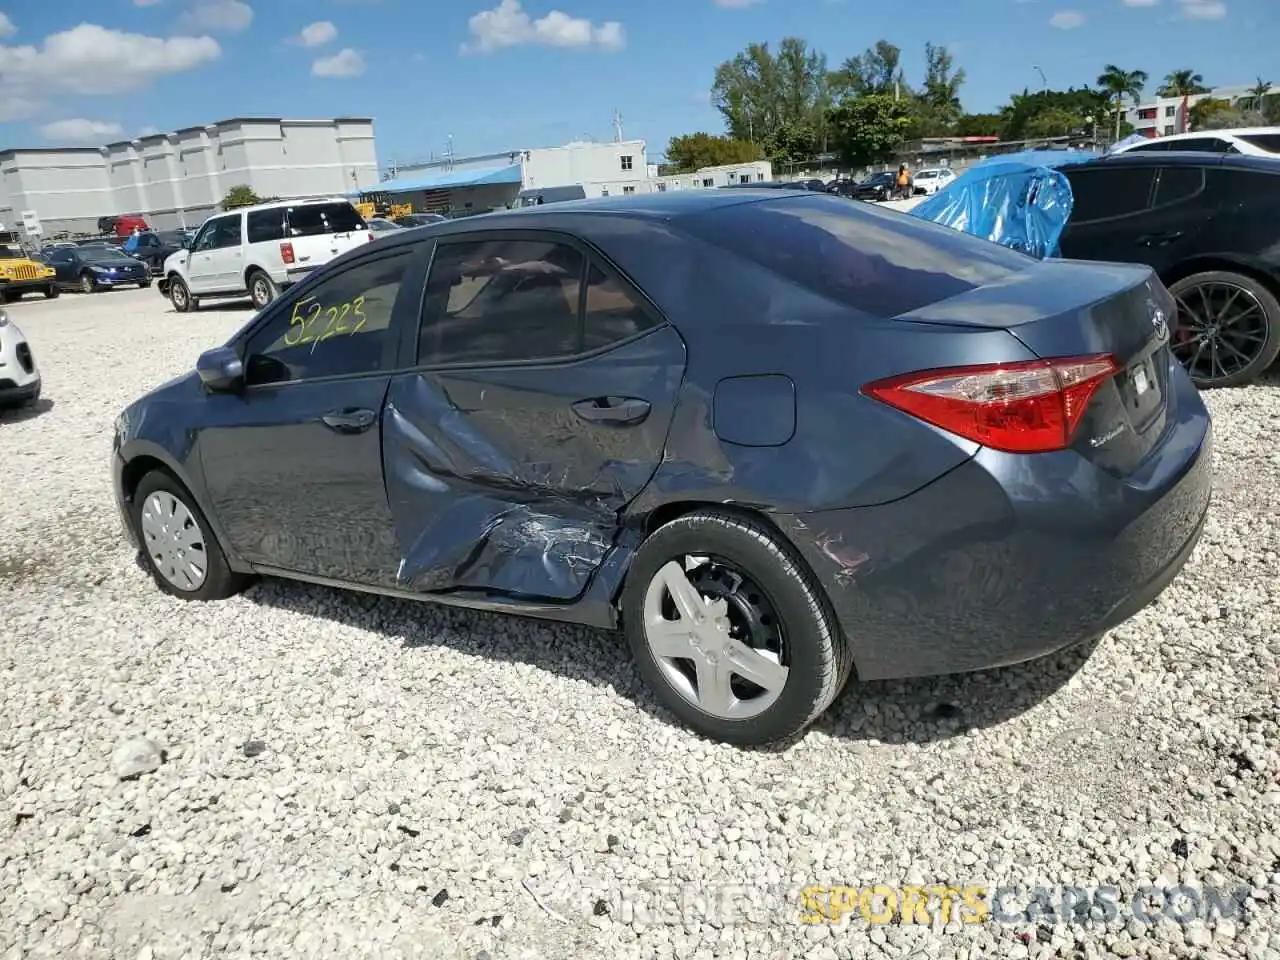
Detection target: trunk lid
<box><xmin>896</xmin><ymin>259</ymin><xmax>1177</xmax><ymax>474</ymax></box>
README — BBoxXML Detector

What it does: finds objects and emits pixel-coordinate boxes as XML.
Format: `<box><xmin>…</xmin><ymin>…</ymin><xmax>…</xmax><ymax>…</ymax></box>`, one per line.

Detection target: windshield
<box><xmin>864</xmin><ymin>173</ymin><xmax>893</xmax><ymax>184</ymax></box>
<box><xmin>283</xmin><ymin>202</ymin><xmax>366</xmax><ymax>236</ymax></box>
<box><xmin>1240</xmin><ymin>133</ymin><xmax>1280</xmax><ymax>153</ymax></box>
<box><xmin>81</xmin><ymin>248</ymin><xmax>137</xmax><ymax>263</ymax></box>
<box><xmin>0</xmin><ymin>247</ymin><xmax>23</xmax><ymax>259</ymax></box>
<box><xmin>916</xmin><ymin>171</ymin><xmax>937</xmax><ymax>179</ymax></box>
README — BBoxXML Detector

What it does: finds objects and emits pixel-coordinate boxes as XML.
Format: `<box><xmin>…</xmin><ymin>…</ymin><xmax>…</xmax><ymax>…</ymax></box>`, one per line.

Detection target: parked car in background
<box><xmin>516</xmin><ymin>185</ymin><xmax>587</xmax><ymax>207</ymax></box>
<box><xmin>393</xmin><ymin>213</ymin><xmax>448</xmax><ymax>228</ymax></box>
<box><xmin>111</xmin><ymin>190</ymin><xmax>1210</xmax><ymax>746</ymax></box>
<box><xmin>852</xmin><ymin>171</ymin><xmax>898</xmax><ymax>201</ymax></box>
<box><xmin>158</xmin><ymin>197</ymin><xmax>372</xmax><ymax>312</ymax></box>
<box><xmin>123</xmin><ymin>230</ymin><xmax>184</xmax><ymax>274</ymax></box>
<box><xmin>1056</xmin><ymin>151</ymin><xmax>1280</xmax><ymax>388</ymax></box>
<box><xmin>98</xmin><ymin>214</ymin><xmax>149</xmax><ymax>238</ymax></box>
<box><xmin>0</xmin><ymin>308</ymin><xmax>41</xmax><ymax>408</ymax></box>
<box><xmin>368</xmin><ymin>217</ymin><xmax>403</xmax><ymax>234</ymax></box>
<box><xmin>43</xmin><ymin>245</ymin><xmax>150</xmax><ymax>293</ymax></box>
<box><xmin>0</xmin><ymin>246</ymin><xmax>59</xmax><ymax>302</ymax></box>
<box><xmin>1110</xmin><ymin>127</ymin><xmax>1280</xmax><ymax>158</ymax></box>
<box><xmin>720</xmin><ymin>180</ymin><xmax>796</xmax><ymax>189</ymax></box>
<box><xmin>912</xmin><ymin>167</ymin><xmax>958</xmax><ymax>196</ymax></box>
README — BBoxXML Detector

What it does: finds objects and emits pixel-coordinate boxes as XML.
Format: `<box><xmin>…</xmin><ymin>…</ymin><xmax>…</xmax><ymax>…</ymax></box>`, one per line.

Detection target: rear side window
<box><xmin>1064</xmin><ymin>167</ymin><xmax>1155</xmax><ymax>222</ymax></box>
<box><xmin>681</xmin><ymin>193</ymin><xmax>1031</xmax><ymax>318</ymax></box>
<box><xmin>1125</xmin><ymin>141</ymin><xmax>1169</xmax><ymax>152</ymax></box>
<box><xmin>284</xmin><ymin>203</ymin><xmax>365</xmax><ymax>237</ymax></box>
<box><xmin>1153</xmin><ymin>166</ymin><xmax>1206</xmax><ymax>206</ymax></box>
<box><xmin>247</xmin><ymin>209</ymin><xmax>285</xmax><ymax>243</ymax></box>
<box><xmin>1171</xmin><ymin>137</ymin><xmax>1232</xmax><ymax>153</ymax></box>
<box><xmin>582</xmin><ymin>264</ymin><xmax>657</xmax><ymax>351</ymax></box>
<box><xmin>1238</xmin><ymin>133</ymin><xmax>1280</xmax><ymax>153</ymax></box>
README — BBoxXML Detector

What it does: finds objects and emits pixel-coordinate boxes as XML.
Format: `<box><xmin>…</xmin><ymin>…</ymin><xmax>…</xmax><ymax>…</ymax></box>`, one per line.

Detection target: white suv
<box><xmin>1111</xmin><ymin>127</ymin><xmax>1280</xmax><ymax>158</ymax></box>
<box><xmin>159</xmin><ymin>197</ymin><xmax>373</xmax><ymax>313</ymax></box>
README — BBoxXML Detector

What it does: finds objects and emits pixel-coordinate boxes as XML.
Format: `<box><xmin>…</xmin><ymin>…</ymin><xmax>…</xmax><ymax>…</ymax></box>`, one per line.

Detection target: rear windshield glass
<box><xmin>681</xmin><ymin>193</ymin><xmax>1031</xmax><ymax>317</ymax></box>
<box><xmin>1239</xmin><ymin>133</ymin><xmax>1280</xmax><ymax>153</ymax></box>
<box><xmin>284</xmin><ymin>203</ymin><xmax>365</xmax><ymax>237</ymax></box>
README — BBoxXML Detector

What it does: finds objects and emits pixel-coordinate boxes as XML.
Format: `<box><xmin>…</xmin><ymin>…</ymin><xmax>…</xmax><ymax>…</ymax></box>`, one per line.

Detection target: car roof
<box><xmin>1069</xmin><ymin>151</ymin><xmax>1280</xmax><ymax>173</ymax></box>
<box><xmin>220</xmin><ymin>196</ymin><xmax>354</xmax><ymax>215</ymax></box>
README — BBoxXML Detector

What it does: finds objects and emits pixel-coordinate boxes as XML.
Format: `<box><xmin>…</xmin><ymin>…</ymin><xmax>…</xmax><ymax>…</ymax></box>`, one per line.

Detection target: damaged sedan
<box><xmin>111</xmin><ymin>189</ymin><xmax>1213</xmax><ymax>745</ymax></box>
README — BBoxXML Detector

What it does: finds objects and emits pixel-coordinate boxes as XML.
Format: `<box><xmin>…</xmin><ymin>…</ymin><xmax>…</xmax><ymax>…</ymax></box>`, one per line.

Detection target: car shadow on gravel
<box><xmin>247</xmin><ymin>578</ymin><xmax>1097</xmax><ymax>748</ymax></box>
<box><xmin>0</xmin><ymin>398</ymin><xmax>54</xmax><ymax>422</ymax></box>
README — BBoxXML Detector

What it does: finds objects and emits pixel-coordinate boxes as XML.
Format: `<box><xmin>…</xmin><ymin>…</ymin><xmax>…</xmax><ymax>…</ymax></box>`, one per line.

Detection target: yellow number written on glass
<box><xmin>282</xmin><ymin>295</ymin><xmax>368</xmax><ymax>349</ymax></box>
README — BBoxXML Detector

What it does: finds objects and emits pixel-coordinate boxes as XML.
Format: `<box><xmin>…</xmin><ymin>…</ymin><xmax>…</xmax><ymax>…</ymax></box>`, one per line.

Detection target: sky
<box><xmin>0</xmin><ymin>0</ymin><xmax>1275</xmax><ymax>166</ymax></box>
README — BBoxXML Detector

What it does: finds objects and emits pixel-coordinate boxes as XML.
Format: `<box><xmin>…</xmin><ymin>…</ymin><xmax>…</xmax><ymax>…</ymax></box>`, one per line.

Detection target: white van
<box><xmin>159</xmin><ymin>197</ymin><xmax>372</xmax><ymax>313</ymax></box>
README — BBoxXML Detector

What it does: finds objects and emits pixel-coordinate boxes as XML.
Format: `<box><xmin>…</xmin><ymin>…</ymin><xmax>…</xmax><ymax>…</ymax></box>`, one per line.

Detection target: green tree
<box><xmin>832</xmin><ymin>40</ymin><xmax>906</xmax><ymax>98</ymax></box>
<box><xmin>665</xmin><ymin>133</ymin><xmax>764</xmax><ymax>172</ymax></box>
<box><xmin>1188</xmin><ymin>97</ymin><xmax>1240</xmax><ymax>131</ymax></box>
<box><xmin>1025</xmin><ymin>108</ymin><xmax>1086</xmax><ymax>138</ymax></box>
<box><xmin>711</xmin><ymin>38</ymin><xmax>830</xmax><ymax>156</ymax></box>
<box><xmin>1157</xmin><ymin>69</ymin><xmax>1210</xmax><ymax>97</ymax></box>
<box><xmin>827</xmin><ymin>94</ymin><xmax>911</xmax><ymax>169</ymax></box>
<box><xmin>954</xmin><ymin>113</ymin><xmax>1004</xmax><ymax>137</ymax></box>
<box><xmin>1096</xmin><ymin>64</ymin><xmax>1149</xmax><ymax>140</ymax></box>
<box><xmin>1000</xmin><ymin>87</ymin><xmax>1110</xmax><ymax>141</ymax></box>
<box><xmin>222</xmin><ymin>184</ymin><xmax>262</xmax><ymax>209</ymax></box>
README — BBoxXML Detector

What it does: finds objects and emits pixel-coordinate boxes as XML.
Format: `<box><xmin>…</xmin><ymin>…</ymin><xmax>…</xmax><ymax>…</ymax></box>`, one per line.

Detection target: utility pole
<box><xmin>613</xmin><ymin>110</ymin><xmax>624</xmax><ymax>143</ymax></box>
<box><xmin>445</xmin><ymin>135</ymin><xmax>454</xmax><ymax>170</ymax></box>
<box><xmin>1034</xmin><ymin>66</ymin><xmax>1048</xmax><ymax>92</ymax></box>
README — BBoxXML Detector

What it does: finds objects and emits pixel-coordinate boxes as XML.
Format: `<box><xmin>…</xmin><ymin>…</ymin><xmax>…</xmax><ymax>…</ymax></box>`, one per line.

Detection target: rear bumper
<box><xmin>777</xmin><ymin>383</ymin><xmax>1213</xmax><ymax>682</ymax></box>
<box><xmin>0</xmin><ymin>376</ymin><xmax>40</xmax><ymax>404</ymax></box>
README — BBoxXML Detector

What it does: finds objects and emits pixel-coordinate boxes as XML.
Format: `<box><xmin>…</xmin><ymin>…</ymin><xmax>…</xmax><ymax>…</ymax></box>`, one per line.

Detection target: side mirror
<box><xmin>196</xmin><ymin>346</ymin><xmax>243</xmax><ymax>393</ymax></box>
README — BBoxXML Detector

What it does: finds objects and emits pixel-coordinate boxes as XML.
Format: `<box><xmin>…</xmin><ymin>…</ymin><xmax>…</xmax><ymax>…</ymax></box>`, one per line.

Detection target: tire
<box><xmin>131</xmin><ymin>470</ymin><xmax>251</xmax><ymax>601</ymax></box>
<box><xmin>139</xmin><ymin>280</ymin><xmax>152</xmax><ymax>289</ymax></box>
<box><xmin>620</xmin><ymin>509</ymin><xmax>853</xmax><ymax>746</ymax></box>
<box><xmin>248</xmin><ymin>270</ymin><xmax>277</xmax><ymax>311</ymax></box>
<box><xmin>44</xmin><ymin>283</ymin><xmax>59</xmax><ymax>299</ymax></box>
<box><xmin>0</xmin><ymin>288</ymin><xmax>12</xmax><ymax>303</ymax></box>
<box><xmin>79</xmin><ymin>272</ymin><xmax>96</xmax><ymax>295</ymax></box>
<box><xmin>168</xmin><ymin>275</ymin><xmax>194</xmax><ymax>313</ymax></box>
<box><xmin>1168</xmin><ymin>270</ymin><xmax>1280</xmax><ymax>388</ymax></box>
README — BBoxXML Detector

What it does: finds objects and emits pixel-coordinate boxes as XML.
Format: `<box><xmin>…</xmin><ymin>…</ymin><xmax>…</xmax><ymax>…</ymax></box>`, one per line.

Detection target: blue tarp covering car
<box><xmin>909</xmin><ymin>148</ymin><xmax>1101</xmax><ymax>260</ymax></box>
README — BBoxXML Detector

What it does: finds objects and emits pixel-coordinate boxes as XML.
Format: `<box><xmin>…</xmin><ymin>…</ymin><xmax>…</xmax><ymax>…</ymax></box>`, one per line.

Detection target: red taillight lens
<box><xmin>280</xmin><ymin>242</ymin><xmax>295</xmax><ymax>264</ymax></box>
<box><xmin>861</xmin><ymin>354</ymin><xmax>1119</xmax><ymax>453</ymax></box>
<box><xmin>368</xmin><ymin>232</ymin><xmax>374</xmax><ymax>242</ymax></box>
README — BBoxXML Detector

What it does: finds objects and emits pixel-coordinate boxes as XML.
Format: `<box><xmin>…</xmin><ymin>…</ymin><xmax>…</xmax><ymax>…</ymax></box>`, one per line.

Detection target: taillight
<box><xmin>861</xmin><ymin>354</ymin><xmax>1119</xmax><ymax>453</ymax></box>
<box><xmin>368</xmin><ymin>232</ymin><xmax>374</xmax><ymax>242</ymax></box>
<box><xmin>280</xmin><ymin>242</ymin><xmax>295</xmax><ymax>264</ymax></box>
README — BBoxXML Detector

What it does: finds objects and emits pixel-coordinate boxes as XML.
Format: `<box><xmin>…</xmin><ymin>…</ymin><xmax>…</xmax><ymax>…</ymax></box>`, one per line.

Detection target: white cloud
<box><xmin>1049</xmin><ymin>9</ymin><xmax>1086</xmax><ymax>26</ymax></box>
<box><xmin>1179</xmin><ymin>0</ymin><xmax>1225</xmax><ymax>17</ymax></box>
<box><xmin>40</xmin><ymin>118</ymin><xmax>125</xmax><ymax>143</ymax></box>
<box><xmin>463</xmin><ymin>0</ymin><xmax>625</xmax><ymax>54</ymax></box>
<box><xmin>296</xmin><ymin>21</ymin><xmax>338</xmax><ymax>47</ymax></box>
<box><xmin>312</xmin><ymin>47</ymin><xmax>364</xmax><ymax>77</ymax></box>
<box><xmin>181</xmin><ymin>0</ymin><xmax>253</xmax><ymax>34</ymax></box>
<box><xmin>0</xmin><ymin>13</ymin><xmax>15</xmax><ymax>38</ymax></box>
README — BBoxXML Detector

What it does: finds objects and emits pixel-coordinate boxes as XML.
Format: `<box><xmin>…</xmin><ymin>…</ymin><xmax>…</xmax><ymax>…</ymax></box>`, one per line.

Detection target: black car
<box><xmin>852</xmin><ymin>172</ymin><xmax>897</xmax><ymax>201</ymax></box>
<box><xmin>42</xmin><ymin>245</ymin><xmax>151</xmax><ymax>293</ymax></box>
<box><xmin>122</xmin><ymin>230</ymin><xmax>184</xmax><ymax>274</ymax></box>
<box><xmin>1057</xmin><ymin>151</ymin><xmax>1280</xmax><ymax>388</ymax></box>
<box><xmin>393</xmin><ymin>213</ymin><xmax>448</xmax><ymax>228</ymax></box>
<box><xmin>110</xmin><ymin>190</ymin><xmax>1212</xmax><ymax>745</ymax></box>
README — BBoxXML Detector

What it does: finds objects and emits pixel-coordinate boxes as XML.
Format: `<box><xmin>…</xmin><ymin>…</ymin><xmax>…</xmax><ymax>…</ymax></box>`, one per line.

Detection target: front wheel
<box><xmin>139</xmin><ymin>280</ymin><xmax>152</xmax><ymax>289</ymax></box>
<box><xmin>168</xmin><ymin>276</ymin><xmax>194</xmax><ymax>313</ymax></box>
<box><xmin>1168</xmin><ymin>270</ymin><xmax>1280</xmax><ymax>388</ymax></box>
<box><xmin>79</xmin><ymin>272</ymin><xmax>96</xmax><ymax>294</ymax></box>
<box><xmin>44</xmin><ymin>283</ymin><xmax>59</xmax><ymax>299</ymax></box>
<box><xmin>131</xmin><ymin>471</ymin><xmax>251</xmax><ymax>601</ymax></box>
<box><xmin>621</xmin><ymin>510</ymin><xmax>853</xmax><ymax>746</ymax></box>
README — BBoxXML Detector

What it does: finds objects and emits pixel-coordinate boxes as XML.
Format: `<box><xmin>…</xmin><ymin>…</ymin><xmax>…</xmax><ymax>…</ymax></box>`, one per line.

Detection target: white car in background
<box><xmin>912</xmin><ymin>167</ymin><xmax>958</xmax><ymax>196</ymax></box>
<box><xmin>0</xmin><ymin>309</ymin><xmax>40</xmax><ymax>409</ymax></box>
<box><xmin>1110</xmin><ymin>127</ymin><xmax>1280</xmax><ymax>158</ymax></box>
<box><xmin>159</xmin><ymin>197</ymin><xmax>373</xmax><ymax>313</ymax></box>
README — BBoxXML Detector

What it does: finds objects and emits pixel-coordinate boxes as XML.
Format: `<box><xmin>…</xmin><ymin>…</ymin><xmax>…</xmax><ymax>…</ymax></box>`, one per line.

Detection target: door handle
<box><xmin>321</xmin><ymin>408</ymin><xmax>376</xmax><ymax>433</ymax></box>
<box><xmin>1137</xmin><ymin>231</ymin><xmax>1183</xmax><ymax>247</ymax></box>
<box><xmin>571</xmin><ymin>396</ymin><xmax>651</xmax><ymax>426</ymax></box>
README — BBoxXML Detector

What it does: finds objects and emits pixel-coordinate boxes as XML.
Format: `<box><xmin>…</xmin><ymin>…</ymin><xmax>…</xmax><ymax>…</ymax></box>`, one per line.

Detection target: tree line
<box><xmin>663</xmin><ymin>38</ymin><xmax>1280</xmax><ymax>174</ymax></box>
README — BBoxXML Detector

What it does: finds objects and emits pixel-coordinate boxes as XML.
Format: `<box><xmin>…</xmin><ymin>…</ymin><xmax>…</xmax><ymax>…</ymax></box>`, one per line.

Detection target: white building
<box><xmin>0</xmin><ymin>117</ymin><xmax>379</xmax><ymax>237</ymax></box>
<box><xmin>368</xmin><ymin>141</ymin><xmax>773</xmax><ymax>213</ymax></box>
<box><xmin>1125</xmin><ymin>84</ymin><xmax>1255</xmax><ymax>139</ymax></box>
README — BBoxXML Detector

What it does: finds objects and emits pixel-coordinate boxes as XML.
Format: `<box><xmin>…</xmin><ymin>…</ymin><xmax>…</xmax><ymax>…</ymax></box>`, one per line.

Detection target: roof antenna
<box><xmin>613</xmin><ymin>109</ymin><xmax>624</xmax><ymax>143</ymax></box>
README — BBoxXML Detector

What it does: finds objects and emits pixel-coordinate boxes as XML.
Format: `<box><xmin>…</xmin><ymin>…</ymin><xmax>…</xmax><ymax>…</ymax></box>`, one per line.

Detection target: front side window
<box><xmin>195</xmin><ymin>216</ymin><xmax>242</xmax><ymax>250</ymax></box>
<box><xmin>417</xmin><ymin>239</ymin><xmax>585</xmax><ymax>366</ymax></box>
<box><xmin>243</xmin><ymin>251</ymin><xmax>414</xmax><ymax>386</ymax></box>
<box><xmin>191</xmin><ymin>219</ymin><xmax>221</xmax><ymax>251</ymax></box>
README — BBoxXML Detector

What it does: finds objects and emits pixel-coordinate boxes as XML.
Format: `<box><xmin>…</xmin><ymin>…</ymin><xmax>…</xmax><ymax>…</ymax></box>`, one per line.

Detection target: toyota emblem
<box><xmin>1147</xmin><ymin>299</ymin><xmax>1169</xmax><ymax>340</ymax></box>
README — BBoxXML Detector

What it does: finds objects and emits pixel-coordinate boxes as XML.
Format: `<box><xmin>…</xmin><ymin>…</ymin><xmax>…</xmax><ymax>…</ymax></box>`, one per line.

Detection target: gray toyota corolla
<box><xmin>111</xmin><ymin>190</ymin><xmax>1213</xmax><ymax>745</ymax></box>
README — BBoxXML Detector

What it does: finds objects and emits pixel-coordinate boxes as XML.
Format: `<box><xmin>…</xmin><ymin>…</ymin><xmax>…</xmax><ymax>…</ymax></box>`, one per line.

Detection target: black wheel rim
<box><xmin>1172</xmin><ymin>281</ymin><xmax>1270</xmax><ymax>383</ymax></box>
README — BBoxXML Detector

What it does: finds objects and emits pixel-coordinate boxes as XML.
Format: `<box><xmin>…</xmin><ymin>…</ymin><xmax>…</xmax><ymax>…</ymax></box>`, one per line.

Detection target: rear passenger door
<box><xmin>1058</xmin><ymin>164</ymin><xmax>1158</xmax><ymax>264</ymax></box>
<box><xmin>1129</xmin><ymin>164</ymin><xmax>1215</xmax><ymax>274</ymax></box>
<box><xmin>380</xmin><ymin>231</ymin><xmax>687</xmax><ymax>601</ymax></box>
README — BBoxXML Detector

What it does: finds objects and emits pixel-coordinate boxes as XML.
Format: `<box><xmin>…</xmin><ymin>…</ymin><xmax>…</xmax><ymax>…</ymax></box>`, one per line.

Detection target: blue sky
<box><xmin>0</xmin><ymin>0</ymin><xmax>1274</xmax><ymax>165</ymax></box>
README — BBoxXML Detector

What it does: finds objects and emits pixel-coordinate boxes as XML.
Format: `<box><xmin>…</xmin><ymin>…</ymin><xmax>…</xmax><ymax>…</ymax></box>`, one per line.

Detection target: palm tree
<box><xmin>1249</xmin><ymin>77</ymin><xmax>1273</xmax><ymax>114</ymax></box>
<box><xmin>1097</xmin><ymin>64</ymin><xmax>1149</xmax><ymax>141</ymax></box>
<box><xmin>1157</xmin><ymin>69</ymin><xmax>1211</xmax><ymax>133</ymax></box>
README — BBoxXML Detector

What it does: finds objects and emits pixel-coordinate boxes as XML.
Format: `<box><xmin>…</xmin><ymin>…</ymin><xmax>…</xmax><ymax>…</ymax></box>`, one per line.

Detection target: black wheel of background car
<box><xmin>79</xmin><ymin>272</ymin><xmax>96</xmax><ymax>294</ymax></box>
<box><xmin>44</xmin><ymin>283</ymin><xmax>59</xmax><ymax>299</ymax></box>
<box><xmin>1168</xmin><ymin>271</ymin><xmax>1280</xmax><ymax>388</ymax></box>
<box><xmin>168</xmin><ymin>276</ymin><xmax>194</xmax><ymax>313</ymax></box>
<box><xmin>131</xmin><ymin>470</ymin><xmax>251</xmax><ymax>601</ymax></box>
<box><xmin>620</xmin><ymin>509</ymin><xmax>854</xmax><ymax>746</ymax></box>
<box><xmin>248</xmin><ymin>270</ymin><xmax>277</xmax><ymax>310</ymax></box>
<box><xmin>139</xmin><ymin>280</ymin><xmax>152</xmax><ymax>289</ymax></box>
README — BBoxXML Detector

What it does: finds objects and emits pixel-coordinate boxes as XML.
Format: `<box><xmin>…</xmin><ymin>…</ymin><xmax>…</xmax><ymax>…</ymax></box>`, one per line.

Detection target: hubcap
<box><xmin>1172</xmin><ymin>281</ymin><xmax>1269</xmax><ymax>382</ymax></box>
<box><xmin>173</xmin><ymin>284</ymin><xmax>186</xmax><ymax>307</ymax></box>
<box><xmin>254</xmin><ymin>279</ymin><xmax>268</xmax><ymax>304</ymax></box>
<box><xmin>642</xmin><ymin>557</ymin><xmax>789</xmax><ymax>720</ymax></box>
<box><xmin>139</xmin><ymin>491</ymin><xmax>207</xmax><ymax>591</ymax></box>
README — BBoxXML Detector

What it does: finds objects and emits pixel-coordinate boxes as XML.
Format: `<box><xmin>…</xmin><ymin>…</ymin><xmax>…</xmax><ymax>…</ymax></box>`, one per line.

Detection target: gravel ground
<box><xmin>2</xmin><ymin>285</ymin><xmax>1279</xmax><ymax>960</ymax></box>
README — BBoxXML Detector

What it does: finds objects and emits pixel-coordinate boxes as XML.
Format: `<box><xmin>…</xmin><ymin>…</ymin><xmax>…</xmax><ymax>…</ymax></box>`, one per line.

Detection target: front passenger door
<box><xmin>186</xmin><ymin>219</ymin><xmax>224</xmax><ymax>293</ymax></box>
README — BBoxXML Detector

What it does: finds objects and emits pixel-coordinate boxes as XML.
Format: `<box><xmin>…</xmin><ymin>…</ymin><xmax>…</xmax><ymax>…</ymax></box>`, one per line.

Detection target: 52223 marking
<box><xmin>282</xmin><ymin>295</ymin><xmax>367</xmax><ymax>352</ymax></box>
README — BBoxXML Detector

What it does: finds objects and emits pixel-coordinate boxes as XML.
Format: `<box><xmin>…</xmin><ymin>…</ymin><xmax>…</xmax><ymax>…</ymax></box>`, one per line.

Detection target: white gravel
<box><xmin>2</xmin><ymin>287</ymin><xmax>1279</xmax><ymax>960</ymax></box>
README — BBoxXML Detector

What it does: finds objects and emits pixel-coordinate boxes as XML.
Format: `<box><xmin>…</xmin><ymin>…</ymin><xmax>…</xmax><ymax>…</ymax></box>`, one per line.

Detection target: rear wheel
<box><xmin>132</xmin><ymin>471</ymin><xmax>250</xmax><ymax>601</ymax></box>
<box><xmin>1168</xmin><ymin>271</ymin><xmax>1280</xmax><ymax>388</ymax></box>
<box><xmin>621</xmin><ymin>510</ymin><xmax>853</xmax><ymax>746</ymax></box>
<box><xmin>79</xmin><ymin>272</ymin><xmax>96</xmax><ymax>295</ymax></box>
<box><xmin>248</xmin><ymin>270</ymin><xmax>277</xmax><ymax>310</ymax></box>
<box><xmin>44</xmin><ymin>283</ymin><xmax>59</xmax><ymax>299</ymax></box>
<box><xmin>168</xmin><ymin>275</ymin><xmax>194</xmax><ymax>313</ymax></box>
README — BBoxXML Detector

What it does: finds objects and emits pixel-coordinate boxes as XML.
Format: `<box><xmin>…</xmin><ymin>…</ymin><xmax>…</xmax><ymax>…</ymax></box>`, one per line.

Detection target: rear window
<box><xmin>681</xmin><ymin>193</ymin><xmax>1032</xmax><ymax>318</ymax></box>
<box><xmin>1239</xmin><ymin>133</ymin><xmax>1280</xmax><ymax>153</ymax></box>
<box><xmin>283</xmin><ymin>202</ymin><xmax>365</xmax><ymax>237</ymax></box>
